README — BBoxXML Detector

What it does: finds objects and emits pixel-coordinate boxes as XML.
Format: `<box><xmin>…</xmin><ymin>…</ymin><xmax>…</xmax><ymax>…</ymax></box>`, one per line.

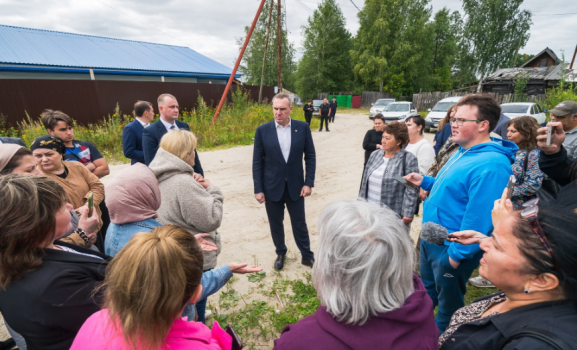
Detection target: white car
<box><xmin>380</xmin><ymin>102</ymin><xmax>419</xmax><ymax>123</ymax></box>
<box><xmin>500</xmin><ymin>103</ymin><xmax>547</xmax><ymax>124</ymax></box>
<box><xmin>369</xmin><ymin>98</ymin><xmax>396</xmax><ymax>119</ymax></box>
<box><xmin>424</xmin><ymin>96</ymin><xmax>463</xmax><ymax>133</ymax></box>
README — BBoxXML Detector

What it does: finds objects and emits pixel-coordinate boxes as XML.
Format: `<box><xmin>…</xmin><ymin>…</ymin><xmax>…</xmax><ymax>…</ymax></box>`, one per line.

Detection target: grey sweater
<box><xmin>149</xmin><ymin>148</ymin><xmax>224</xmax><ymax>270</ymax></box>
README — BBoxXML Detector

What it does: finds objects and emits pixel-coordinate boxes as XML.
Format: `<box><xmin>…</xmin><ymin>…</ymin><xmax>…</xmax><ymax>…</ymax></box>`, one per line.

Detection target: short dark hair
<box><xmin>0</xmin><ymin>147</ymin><xmax>33</xmax><ymax>175</ymax></box>
<box><xmin>455</xmin><ymin>94</ymin><xmax>501</xmax><ymax>132</ymax></box>
<box><xmin>40</xmin><ymin>110</ymin><xmax>73</xmax><ymax>131</ymax></box>
<box><xmin>507</xmin><ymin>116</ymin><xmax>540</xmax><ymax>151</ymax></box>
<box><xmin>373</xmin><ymin>114</ymin><xmax>385</xmax><ymax>123</ymax></box>
<box><xmin>383</xmin><ymin>121</ymin><xmax>410</xmax><ymax>148</ymax></box>
<box><xmin>406</xmin><ymin>115</ymin><xmax>426</xmax><ymax>135</ymax></box>
<box><xmin>134</xmin><ymin>101</ymin><xmax>152</xmax><ymax>118</ymax></box>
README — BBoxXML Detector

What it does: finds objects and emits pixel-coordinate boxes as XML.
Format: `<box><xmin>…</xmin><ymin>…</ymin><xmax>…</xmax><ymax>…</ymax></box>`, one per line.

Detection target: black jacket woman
<box><xmin>0</xmin><ymin>175</ymin><xmax>110</xmax><ymax>350</ymax></box>
<box><xmin>362</xmin><ymin>114</ymin><xmax>385</xmax><ymax>167</ymax></box>
<box><xmin>440</xmin><ymin>189</ymin><xmax>577</xmax><ymax>349</ymax></box>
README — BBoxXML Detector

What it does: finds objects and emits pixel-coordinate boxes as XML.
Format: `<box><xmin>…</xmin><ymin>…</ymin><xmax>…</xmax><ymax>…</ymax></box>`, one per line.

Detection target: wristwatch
<box><xmin>75</xmin><ymin>228</ymin><xmax>90</xmax><ymax>245</ymax></box>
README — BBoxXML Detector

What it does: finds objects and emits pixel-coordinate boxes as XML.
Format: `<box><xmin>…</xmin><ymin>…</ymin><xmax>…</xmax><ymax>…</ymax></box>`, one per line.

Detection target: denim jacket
<box><xmin>104</xmin><ymin>218</ymin><xmax>163</xmax><ymax>257</ymax></box>
<box><xmin>183</xmin><ymin>264</ymin><xmax>233</xmax><ymax>320</ymax></box>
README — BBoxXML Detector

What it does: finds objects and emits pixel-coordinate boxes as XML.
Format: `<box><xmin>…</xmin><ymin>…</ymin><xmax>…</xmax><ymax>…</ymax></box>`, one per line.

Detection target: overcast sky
<box><xmin>0</xmin><ymin>0</ymin><xmax>575</xmax><ymax>69</ymax></box>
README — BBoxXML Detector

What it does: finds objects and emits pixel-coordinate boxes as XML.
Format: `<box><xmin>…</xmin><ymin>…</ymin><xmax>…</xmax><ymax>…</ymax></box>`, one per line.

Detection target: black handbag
<box><xmin>497</xmin><ymin>327</ymin><xmax>572</xmax><ymax>350</ymax></box>
<box><xmin>521</xmin><ymin>151</ymin><xmax>560</xmax><ymax>203</ymax></box>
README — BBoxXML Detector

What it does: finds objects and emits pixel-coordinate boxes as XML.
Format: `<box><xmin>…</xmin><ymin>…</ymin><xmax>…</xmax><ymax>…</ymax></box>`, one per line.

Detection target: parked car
<box><xmin>380</xmin><ymin>102</ymin><xmax>419</xmax><ymax>123</ymax></box>
<box><xmin>369</xmin><ymin>99</ymin><xmax>396</xmax><ymax>119</ymax></box>
<box><xmin>424</xmin><ymin>96</ymin><xmax>463</xmax><ymax>133</ymax></box>
<box><xmin>294</xmin><ymin>97</ymin><xmax>303</xmax><ymax>107</ymax></box>
<box><xmin>312</xmin><ymin>100</ymin><xmax>324</xmax><ymax>116</ymax></box>
<box><xmin>500</xmin><ymin>103</ymin><xmax>547</xmax><ymax>124</ymax></box>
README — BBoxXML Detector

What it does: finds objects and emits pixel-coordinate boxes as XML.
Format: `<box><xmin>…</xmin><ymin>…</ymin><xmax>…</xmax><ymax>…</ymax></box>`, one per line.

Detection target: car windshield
<box><xmin>313</xmin><ymin>100</ymin><xmax>323</xmax><ymax>107</ymax></box>
<box><xmin>374</xmin><ymin>100</ymin><xmax>393</xmax><ymax>107</ymax></box>
<box><xmin>432</xmin><ymin>102</ymin><xmax>457</xmax><ymax>112</ymax></box>
<box><xmin>386</xmin><ymin>103</ymin><xmax>409</xmax><ymax>112</ymax></box>
<box><xmin>501</xmin><ymin>105</ymin><xmax>530</xmax><ymax>113</ymax></box>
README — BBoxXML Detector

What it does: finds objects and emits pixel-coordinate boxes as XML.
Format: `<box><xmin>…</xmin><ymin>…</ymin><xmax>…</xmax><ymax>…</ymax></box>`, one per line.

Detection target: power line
<box><xmin>347</xmin><ymin>0</ymin><xmax>362</xmax><ymax>11</ymax></box>
<box><xmin>533</xmin><ymin>12</ymin><xmax>577</xmax><ymax>16</ymax></box>
<box><xmin>299</xmin><ymin>0</ymin><xmax>357</xmax><ymax>8</ymax></box>
<box><xmin>293</xmin><ymin>0</ymin><xmax>314</xmax><ymax>13</ymax></box>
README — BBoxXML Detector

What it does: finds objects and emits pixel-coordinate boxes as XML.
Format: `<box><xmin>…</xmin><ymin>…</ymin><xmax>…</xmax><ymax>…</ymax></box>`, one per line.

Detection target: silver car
<box><xmin>380</xmin><ymin>102</ymin><xmax>419</xmax><ymax>123</ymax></box>
<box><xmin>369</xmin><ymin>99</ymin><xmax>396</xmax><ymax>119</ymax></box>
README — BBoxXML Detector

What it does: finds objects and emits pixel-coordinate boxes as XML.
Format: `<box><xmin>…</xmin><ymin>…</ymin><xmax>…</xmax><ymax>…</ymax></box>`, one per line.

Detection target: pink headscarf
<box><xmin>105</xmin><ymin>163</ymin><xmax>161</xmax><ymax>224</ymax></box>
<box><xmin>0</xmin><ymin>144</ymin><xmax>26</xmax><ymax>173</ymax></box>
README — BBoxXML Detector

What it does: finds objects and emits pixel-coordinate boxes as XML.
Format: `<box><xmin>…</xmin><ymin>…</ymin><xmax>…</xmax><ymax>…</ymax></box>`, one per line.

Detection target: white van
<box><xmin>424</xmin><ymin>96</ymin><xmax>463</xmax><ymax>133</ymax></box>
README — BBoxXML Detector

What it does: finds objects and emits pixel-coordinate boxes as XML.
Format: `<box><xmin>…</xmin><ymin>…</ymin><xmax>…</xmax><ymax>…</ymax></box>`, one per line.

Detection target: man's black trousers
<box><xmin>319</xmin><ymin>116</ymin><xmax>329</xmax><ymax>131</ymax></box>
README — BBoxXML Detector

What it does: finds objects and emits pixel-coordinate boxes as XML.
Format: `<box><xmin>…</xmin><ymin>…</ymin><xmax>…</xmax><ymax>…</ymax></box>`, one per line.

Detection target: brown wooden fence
<box><xmin>360</xmin><ymin>91</ymin><xmax>394</xmax><ymax>108</ymax></box>
<box><xmin>0</xmin><ymin>79</ymin><xmax>275</xmax><ymax>125</ymax></box>
<box><xmin>412</xmin><ymin>91</ymin><xmax>546</xmax><ymax>111</ymax></box>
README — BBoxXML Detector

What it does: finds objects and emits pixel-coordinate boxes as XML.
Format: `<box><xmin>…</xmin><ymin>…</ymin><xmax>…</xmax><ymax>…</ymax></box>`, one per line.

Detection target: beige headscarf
<box><xmin>105</xmin><ymin>163</ymin><xmax>161</xmax><ymax>224</ymax></box>
<box><xmin>0</xmin><ymin>144</ymin><xmax>26</xmax><ymax>173</ymax></box>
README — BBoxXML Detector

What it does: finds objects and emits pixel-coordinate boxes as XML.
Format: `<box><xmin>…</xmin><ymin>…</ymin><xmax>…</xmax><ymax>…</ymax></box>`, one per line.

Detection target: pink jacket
<box><xmin>71</xmin><ymin>309</ymin><xmax>232</xmax><ymax>350</ymax></box>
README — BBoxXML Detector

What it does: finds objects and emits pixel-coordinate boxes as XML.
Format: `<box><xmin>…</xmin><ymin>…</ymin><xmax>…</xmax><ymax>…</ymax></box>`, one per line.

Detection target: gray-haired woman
<box><xmin>273</xmin><ymin>200</ymin><xmax>438</xmax><ymax>350</ymax></box>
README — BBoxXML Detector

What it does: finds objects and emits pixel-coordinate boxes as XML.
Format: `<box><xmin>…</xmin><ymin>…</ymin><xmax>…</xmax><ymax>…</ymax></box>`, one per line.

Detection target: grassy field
<box><xmin>0</xmin><ymin>90</ymin><xmax>319</xmax><ymax>164</ymax></box>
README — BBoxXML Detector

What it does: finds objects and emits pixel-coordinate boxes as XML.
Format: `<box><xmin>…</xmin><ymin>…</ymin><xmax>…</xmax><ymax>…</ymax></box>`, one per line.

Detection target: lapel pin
<box><xmin>295</xmin><ymin>129</ymin><xmax>298</xmax><ymax>132</ymax></box>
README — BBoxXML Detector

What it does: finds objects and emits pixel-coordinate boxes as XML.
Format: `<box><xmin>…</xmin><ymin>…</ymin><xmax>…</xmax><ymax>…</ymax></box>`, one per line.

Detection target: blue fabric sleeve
<box><xmin>421</xmin><ymin>175</ymin><xmax>436</xmax><ymax>192</ymax></box>
<box><xmin>200</xmin><ymin>264</ymin><xmax>233</xmax><ymax>300</ymax></box>
<box><xmin>448</xmin><ymin>170</ymin><xmax>510</xmax><ymax>262</ymax></box>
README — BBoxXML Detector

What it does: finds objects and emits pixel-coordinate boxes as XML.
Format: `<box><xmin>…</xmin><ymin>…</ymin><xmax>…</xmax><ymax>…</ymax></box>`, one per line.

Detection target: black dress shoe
<box><xmin>274</xmin><ymin>255</ymin><xmax>285</xmax><ymax>270</ymax></box>
<box><xmin>302</xmin><ymin>258</ymin><xmax>315</xmax><ymax>268</ymax></box>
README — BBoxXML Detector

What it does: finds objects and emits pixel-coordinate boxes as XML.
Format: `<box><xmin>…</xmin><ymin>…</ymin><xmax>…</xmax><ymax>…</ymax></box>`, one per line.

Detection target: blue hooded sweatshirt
<box><xmin>421</xmin><ymin>138</ymin><xmax>518</xmax><ymax>262</ymax></box>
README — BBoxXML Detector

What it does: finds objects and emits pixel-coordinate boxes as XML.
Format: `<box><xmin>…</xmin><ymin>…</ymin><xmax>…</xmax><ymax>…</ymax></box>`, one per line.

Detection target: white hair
<box><xmin>313</xmin><ymin>200</ymin><xmax>415</xmax><ymax>326</ymax></box>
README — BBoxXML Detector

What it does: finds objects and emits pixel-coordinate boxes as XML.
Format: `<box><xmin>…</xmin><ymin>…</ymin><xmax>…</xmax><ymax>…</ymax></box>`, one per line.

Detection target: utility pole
<box><xmin>259</xmin><ymin>0</ymin><xmax>274</xmax><ymax>102</ymax></box>
<box><xmin>277</xmin><ymin>0</ymin><xmax>282</xmax><ymax>92</ymax></box>
<box><xmin>570</xmin><ymin>44</ymin><xmax>577</xmax><ymax>70</ymax></box>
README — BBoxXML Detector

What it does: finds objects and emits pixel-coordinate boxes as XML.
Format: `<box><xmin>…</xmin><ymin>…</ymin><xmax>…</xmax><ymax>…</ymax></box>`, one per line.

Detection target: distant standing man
<box><xmin>303</xmin><ymin>100</ymin><xmax>313</xmax><ymax>126</ymax></box>
<box><xmin>253</xmin><ymin>93</ymin><xmax>316</xmax><ymax>270</ymax></box>
<box><xmin>549</xmin><ymin>100</ymin><xmax>577</xmax><ymax>160</ymax></box>
<box><xmin>122</xmin><ymin>100</ymin><xmax>155</xmax><ymax>165</ymax></box>
<box><xmin>329</xmin><ymin>96</ymin><xmax>338</xmax><ymax>123</ymax></box>
<box><xmin>319</xmin><ymin>98</ymin><xmax>331</xmax><ymax>132</ymax></box>
<box><xmin>142</xmin><ymin>93</ymin><xmax>204</xmax><ymax>176</ymax></box>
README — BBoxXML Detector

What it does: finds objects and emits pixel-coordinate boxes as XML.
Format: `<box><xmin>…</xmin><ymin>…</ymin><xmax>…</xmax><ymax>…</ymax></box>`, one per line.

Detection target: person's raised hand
<box><xmin>197</xmin><ymin>177</ymin><xmax>212</xmax><ymax>189</ymax></box>
<box><xmin>300</xmin><ymin>185</ymin><xmax>312</xmax><ymax>197</ymax></box>
<box><xmin>194</xmin><ymin>234</ymin><xmax>218</xmax><ymax>252</ymax></box>
<box><xmin>228</xmin><ymin>263</ymin><xmax>263</xmax><ymax>274</ymax></box>
<box><xmin>492</xmin><ymin>187</ymin><xmax>514</xmax><ymax>227</ymax></box>
<box><xmin>193</xmin><ymin>173</ymin><xmax>204</xmax><ymax>182</ymax></box>
<box><xmin>537</xmin><ymin>121</ymin><xmax>565</xmax><ymax>155</ymax></box>
<box><xmin>446</xmin><ymin>230</ymin><xmax>488</xmax><ymax>245</ymax></box>
<box><xmin>77</xmin><ymin>205</ymin><xmax>100</xmax><ymax>234</ymax></box>
<box><xmin>404</xmin><ymin>173</ymin><xmax>423</xmax><ymax>187</ymax></box>
<box><xmin>255</xmin><ymin>193</ymin><xmax>266</xmax><ymax>204</ymax></box>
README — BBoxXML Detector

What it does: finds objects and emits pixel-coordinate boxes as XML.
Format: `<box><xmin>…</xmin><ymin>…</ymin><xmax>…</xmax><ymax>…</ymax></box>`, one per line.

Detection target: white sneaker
<box><xmin>469</xmin><ymin>276</ymin><xmax>495</xmax><ymax>288</ymax></box>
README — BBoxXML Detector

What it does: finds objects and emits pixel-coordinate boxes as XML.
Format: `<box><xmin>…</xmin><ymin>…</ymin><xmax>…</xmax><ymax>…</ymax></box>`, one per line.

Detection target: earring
<box><xmin>524</xmin><ymin>289</ymin><xmax>531</xmax><ymax>294</ymax></box>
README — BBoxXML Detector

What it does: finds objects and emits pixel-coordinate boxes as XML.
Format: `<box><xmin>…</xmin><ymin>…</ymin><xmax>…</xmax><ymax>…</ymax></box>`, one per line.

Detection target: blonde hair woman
<box><xmin>71</xmin><ymin>225</ymin><xmax>232</xmax><ymax>350</ymax></box>
<box><xmin>149</xmin><ymin>130</ymin><xmax>223</xmax><ymax>323</ymax></box>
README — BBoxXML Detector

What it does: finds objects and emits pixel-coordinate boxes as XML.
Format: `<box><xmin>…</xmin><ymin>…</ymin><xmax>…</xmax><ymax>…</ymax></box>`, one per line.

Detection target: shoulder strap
<box><xmin>518</xmin><ymin>150</ymin><xmax>529</xmax><ymax>185</ymax></box>
<box><xmin>497</xmin><ymin>328</ymin><xmax>572</xmax><ymax>350</ymax></box>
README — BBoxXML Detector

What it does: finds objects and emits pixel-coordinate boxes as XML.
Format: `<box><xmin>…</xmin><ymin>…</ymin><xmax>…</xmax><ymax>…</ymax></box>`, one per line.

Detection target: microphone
<box><xmin>421</xmin><ymin>222</ymin><xmax>449</xmax><ymax>245</ymax></box>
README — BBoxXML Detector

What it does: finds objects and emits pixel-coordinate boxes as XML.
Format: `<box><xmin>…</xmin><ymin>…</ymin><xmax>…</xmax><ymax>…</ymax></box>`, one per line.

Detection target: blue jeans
<box><xmin>420</xmin><ymin>240</ymin><xmax>484</xmax><ymax>333</ymax></box>
<box><xmin>181</xmin><ymin>264</ymin><xmax>232</xmax><ymax>322</ymax></box>
<box><xmin>105</xmin><ymin>219</ymin><xmax>162</xmax><ymax>257</ymax></box>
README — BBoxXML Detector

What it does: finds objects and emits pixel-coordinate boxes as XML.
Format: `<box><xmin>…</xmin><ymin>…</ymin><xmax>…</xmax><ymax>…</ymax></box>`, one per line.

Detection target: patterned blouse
<box><xmin>511</xmin><ymin>149</ymin><xmax>544</xmax><ymax>209</ymax></box>
<box><xmin>439</xmin><ymin>293</ymin><xmax>507</xmax><ymax>347</ymax></box>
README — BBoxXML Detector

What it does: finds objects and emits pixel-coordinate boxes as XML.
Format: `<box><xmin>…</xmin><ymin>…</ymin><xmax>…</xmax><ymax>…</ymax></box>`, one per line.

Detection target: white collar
<box><xmin>160</xmin><ymin>118</ymin><xmax>177</xmax><ymax>130</ymax></box>
<box><xmin>135</xmin><ymin>117</ymin><xmax>149</xmax><ymax>127</ymax></box>
<box><xmin>275</xmin><ymin>118</ymin><xmax>291</xmax><ymax>128</ymax></box>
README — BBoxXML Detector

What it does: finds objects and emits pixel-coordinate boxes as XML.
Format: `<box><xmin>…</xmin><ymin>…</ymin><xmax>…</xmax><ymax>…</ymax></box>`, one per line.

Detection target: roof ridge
<box><xmin>0</xmin><ymin>23</ymin><xmax>190</xmax><ymax>49</ymax></box>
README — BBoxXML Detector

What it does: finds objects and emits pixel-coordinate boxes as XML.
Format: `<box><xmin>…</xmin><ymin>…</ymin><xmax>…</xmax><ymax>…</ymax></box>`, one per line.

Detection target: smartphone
<box><xmin>87</xmin><ymin>192</ymin><xmax>94</xmax><ymax>218</ymax></box>
<box><xmin>546</xmin><ymin>125</ymin><xmax>552</xmax><ymax>146</ymax></box>
<box><xmin>226</xmin><ymin>325</ymin><xmax>243</xmax><ymax>350</ymax></box>
<box><xmin>393</xmin><ymin>174</ymin><xmax>419</xmax><ymax>190</ymax></box>
<box><xmin>506</xmin><ymin>175</ymin><xmax>516</xmax><ymax>200</ymax></box>
<box><xmin>446</xmin><ymin>234</ymin><xmax>455</xmax><ymax>240</ymax></box>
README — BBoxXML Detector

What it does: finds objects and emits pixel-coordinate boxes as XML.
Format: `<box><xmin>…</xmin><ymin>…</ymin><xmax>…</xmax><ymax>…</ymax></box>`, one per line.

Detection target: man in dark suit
<box><xmin>0</xmin><ymin>137</ymin><xmax>26</xmax><ymax>147</ymax></box>
<box><xmin>253</xmin><ymin>93</ymin><xmax>316</xmax><ymax>270</ymax></box>
<box><xmin>143</xmin><ymin>93</ymin><xmax>204</xmax><ymax>176</ymax></box>
<box><xmin>329</xmin><ymin>96</ymin><xmax>338</xmax><ymax>123</ymax></box>
<box><xmin>123</xmin><ymin>100</ymin><xmax>155</xmax><ymax>165</ymax></box>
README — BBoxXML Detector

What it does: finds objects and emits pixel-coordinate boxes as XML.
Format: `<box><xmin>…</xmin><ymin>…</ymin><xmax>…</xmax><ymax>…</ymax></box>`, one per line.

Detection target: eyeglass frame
<box><xmin>520</xmin><ymin>198</ymin><xmax>560</xmax><ymax>272</ymax></box>
<box><xmin>449</xmin><ymin>117</ymin><xmax>485</xmax><ymax>126</ymax></box>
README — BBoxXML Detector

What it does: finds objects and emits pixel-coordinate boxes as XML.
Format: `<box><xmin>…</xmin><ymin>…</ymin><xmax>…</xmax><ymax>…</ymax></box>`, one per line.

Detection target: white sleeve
<box><xmin>417</xmin><ymin>142</ymin><xmax>436</xmax><ymax>175</ymax></box>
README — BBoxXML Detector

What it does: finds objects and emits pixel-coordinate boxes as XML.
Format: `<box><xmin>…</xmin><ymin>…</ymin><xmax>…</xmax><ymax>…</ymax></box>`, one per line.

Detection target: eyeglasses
<box><xmin>520</xmin><ymin>198</ymin><xmax>559</xmax><ymax>272</ymax></box>
<box><xmin>449</xmin><ymin>117</ymin><xmax>482</xmax><ymax>126</ymax></box>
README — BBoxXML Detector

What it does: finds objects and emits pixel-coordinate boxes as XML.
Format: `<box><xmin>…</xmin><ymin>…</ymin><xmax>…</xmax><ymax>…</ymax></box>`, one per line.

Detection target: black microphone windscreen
<box><xmin>421</xmin><ymin>222</ymin><xmax>449</xmax><ymax>245</ymax></box>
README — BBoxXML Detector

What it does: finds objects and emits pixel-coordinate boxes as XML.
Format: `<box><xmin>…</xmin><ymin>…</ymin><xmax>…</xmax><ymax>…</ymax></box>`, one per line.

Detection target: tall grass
<box><xmin>2</xmin><ymin>89</ymin><xmax>319</xmax><ymax>164</ymax></box>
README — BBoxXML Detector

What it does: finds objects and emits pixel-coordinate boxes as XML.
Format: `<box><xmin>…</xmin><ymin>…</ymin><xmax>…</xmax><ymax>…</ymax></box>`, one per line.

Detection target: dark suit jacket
<box><xmin>122</xmin><ymin>119</ymin><xmax>145</xmax><ymax>164</ymax></box>
<box><xmin>142</xmin><ymin>119</ymin><xmax>204</xmax><ymax>176</ymax></box>
<box><xmin>253</xmin><ymin>119</ymin><xmax>316</xmax><ymax>202</ymax></box>
<box><xmin>0</xmin><ymin>137</ymin><xmax>26</xmax><ymax>147</ymax></box>
<box><xmin>0</xmin><ymin>241</ymin><xmax>110</xmax><ymax>350</ymax></box>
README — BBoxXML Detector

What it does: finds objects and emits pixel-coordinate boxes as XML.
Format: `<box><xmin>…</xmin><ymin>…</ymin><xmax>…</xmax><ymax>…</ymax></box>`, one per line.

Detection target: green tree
<box><xmin>513</xmin><ymin>53</ymin><xmax>535</xmax><ymax>67</ymax></box>
<box><xmin>350</xmin><ymin>0</ymin><xmax>434</xmax><ymax>98</ymax></box>
<box><xmin>294</xmin><ymin>0</ymin><xmax>353</xmax><ymax>100</ymax></box>
<box><xmin>237</xmin><ymin>1</ymin><xmax>296</xmax><ymax>92</ymax></box>
<box><xmin>460</xmin><ymin>0</ymin><xmax>532</xmax><ymax>90</ymax></box>
<box><xmin>430</xmin><ymin>8</ymin><xmax>462</xmax><ymax>91</ymax></box>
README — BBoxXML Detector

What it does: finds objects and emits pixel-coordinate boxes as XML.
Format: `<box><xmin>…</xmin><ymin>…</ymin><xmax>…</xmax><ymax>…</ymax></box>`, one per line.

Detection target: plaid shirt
<box><xmin>359</xmin><ymin>149</ymin><xmax>419</xmax><ymax>218</ymax></box>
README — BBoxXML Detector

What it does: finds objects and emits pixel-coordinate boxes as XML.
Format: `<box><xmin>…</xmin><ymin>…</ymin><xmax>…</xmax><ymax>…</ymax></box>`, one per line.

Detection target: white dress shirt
<box><xmin>135</xmin><ymin>117</ymin><xmax>150</xmax><ymax>128</ymax></box>
<box><xmin>275</xmin><ymin>119</ymin><xmax>292</xmax><ymax>162</ymax></box>
<box><xmin>160</xmin><ymin>118</ymin><xmax>179</xmax><ymax>132</ymax></box>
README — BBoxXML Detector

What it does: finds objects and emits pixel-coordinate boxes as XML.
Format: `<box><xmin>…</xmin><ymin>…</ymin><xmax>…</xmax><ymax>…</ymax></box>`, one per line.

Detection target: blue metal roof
<box><xmin>0</xmin><ymin>24</ymin><xmax>240</xmax><ymax>78</ymax></box>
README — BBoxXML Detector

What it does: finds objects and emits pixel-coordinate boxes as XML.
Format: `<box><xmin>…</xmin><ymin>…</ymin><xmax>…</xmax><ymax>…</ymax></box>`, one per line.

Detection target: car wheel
<box><xmin>424</xmin><ymin>127</ymin><xmax>430</xmax><ymax>133</ymax></box>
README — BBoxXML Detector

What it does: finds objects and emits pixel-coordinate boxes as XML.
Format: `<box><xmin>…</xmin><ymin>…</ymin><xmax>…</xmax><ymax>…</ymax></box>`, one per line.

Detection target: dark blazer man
<box><xmin>319</xmin><ymin>98</ymin><xmax>331</xmax><ymax>132</ymax></box>
<box><xmin>329</xmin><ymin>97</ymin><xmax>338</xmax><ymax>123</ymax></box>
<box><xmin>303</xmin><ymin>100</ymin><xmax>313</xmax><ymax>126</ymax></box>
<box><xmin>0</xmin><ymin>137</ymin><xmax>26</xmax><ymax>147</ymax></box>
<box><xmin>123</xmin><ymin>100</ymin><xmax>155</xmax><ymax>165</ymax></box>
<box><xmin>253</xmin><ymin>93</ymin><xmax>316</xmax><ymax>270</ymax></box>
<box><xmin>143</xmin><ymin>93</ymin><xmax>204</xmax><ymax>176</ymax></box>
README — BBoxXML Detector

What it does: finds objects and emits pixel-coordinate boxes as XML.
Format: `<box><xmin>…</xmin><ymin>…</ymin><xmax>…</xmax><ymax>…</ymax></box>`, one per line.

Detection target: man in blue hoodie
<box><xmin>406</xmin><ymin>94</ymin><xmax>517</xmax><ymax>333</ymax></box>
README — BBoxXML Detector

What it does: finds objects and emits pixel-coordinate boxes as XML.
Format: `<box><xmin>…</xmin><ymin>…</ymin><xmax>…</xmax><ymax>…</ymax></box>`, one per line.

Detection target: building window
<box><xmin>540</xmin><ymin>59</ymin><xmax>548</xmax><ymax>67</ymax></box>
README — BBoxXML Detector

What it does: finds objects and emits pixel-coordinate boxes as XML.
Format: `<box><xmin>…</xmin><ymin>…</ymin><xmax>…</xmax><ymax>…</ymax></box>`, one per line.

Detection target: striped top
<box><xmin>367</xmin><ymin>157</ymin><xmax>389</xmax><ymax>204</ymax></box>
